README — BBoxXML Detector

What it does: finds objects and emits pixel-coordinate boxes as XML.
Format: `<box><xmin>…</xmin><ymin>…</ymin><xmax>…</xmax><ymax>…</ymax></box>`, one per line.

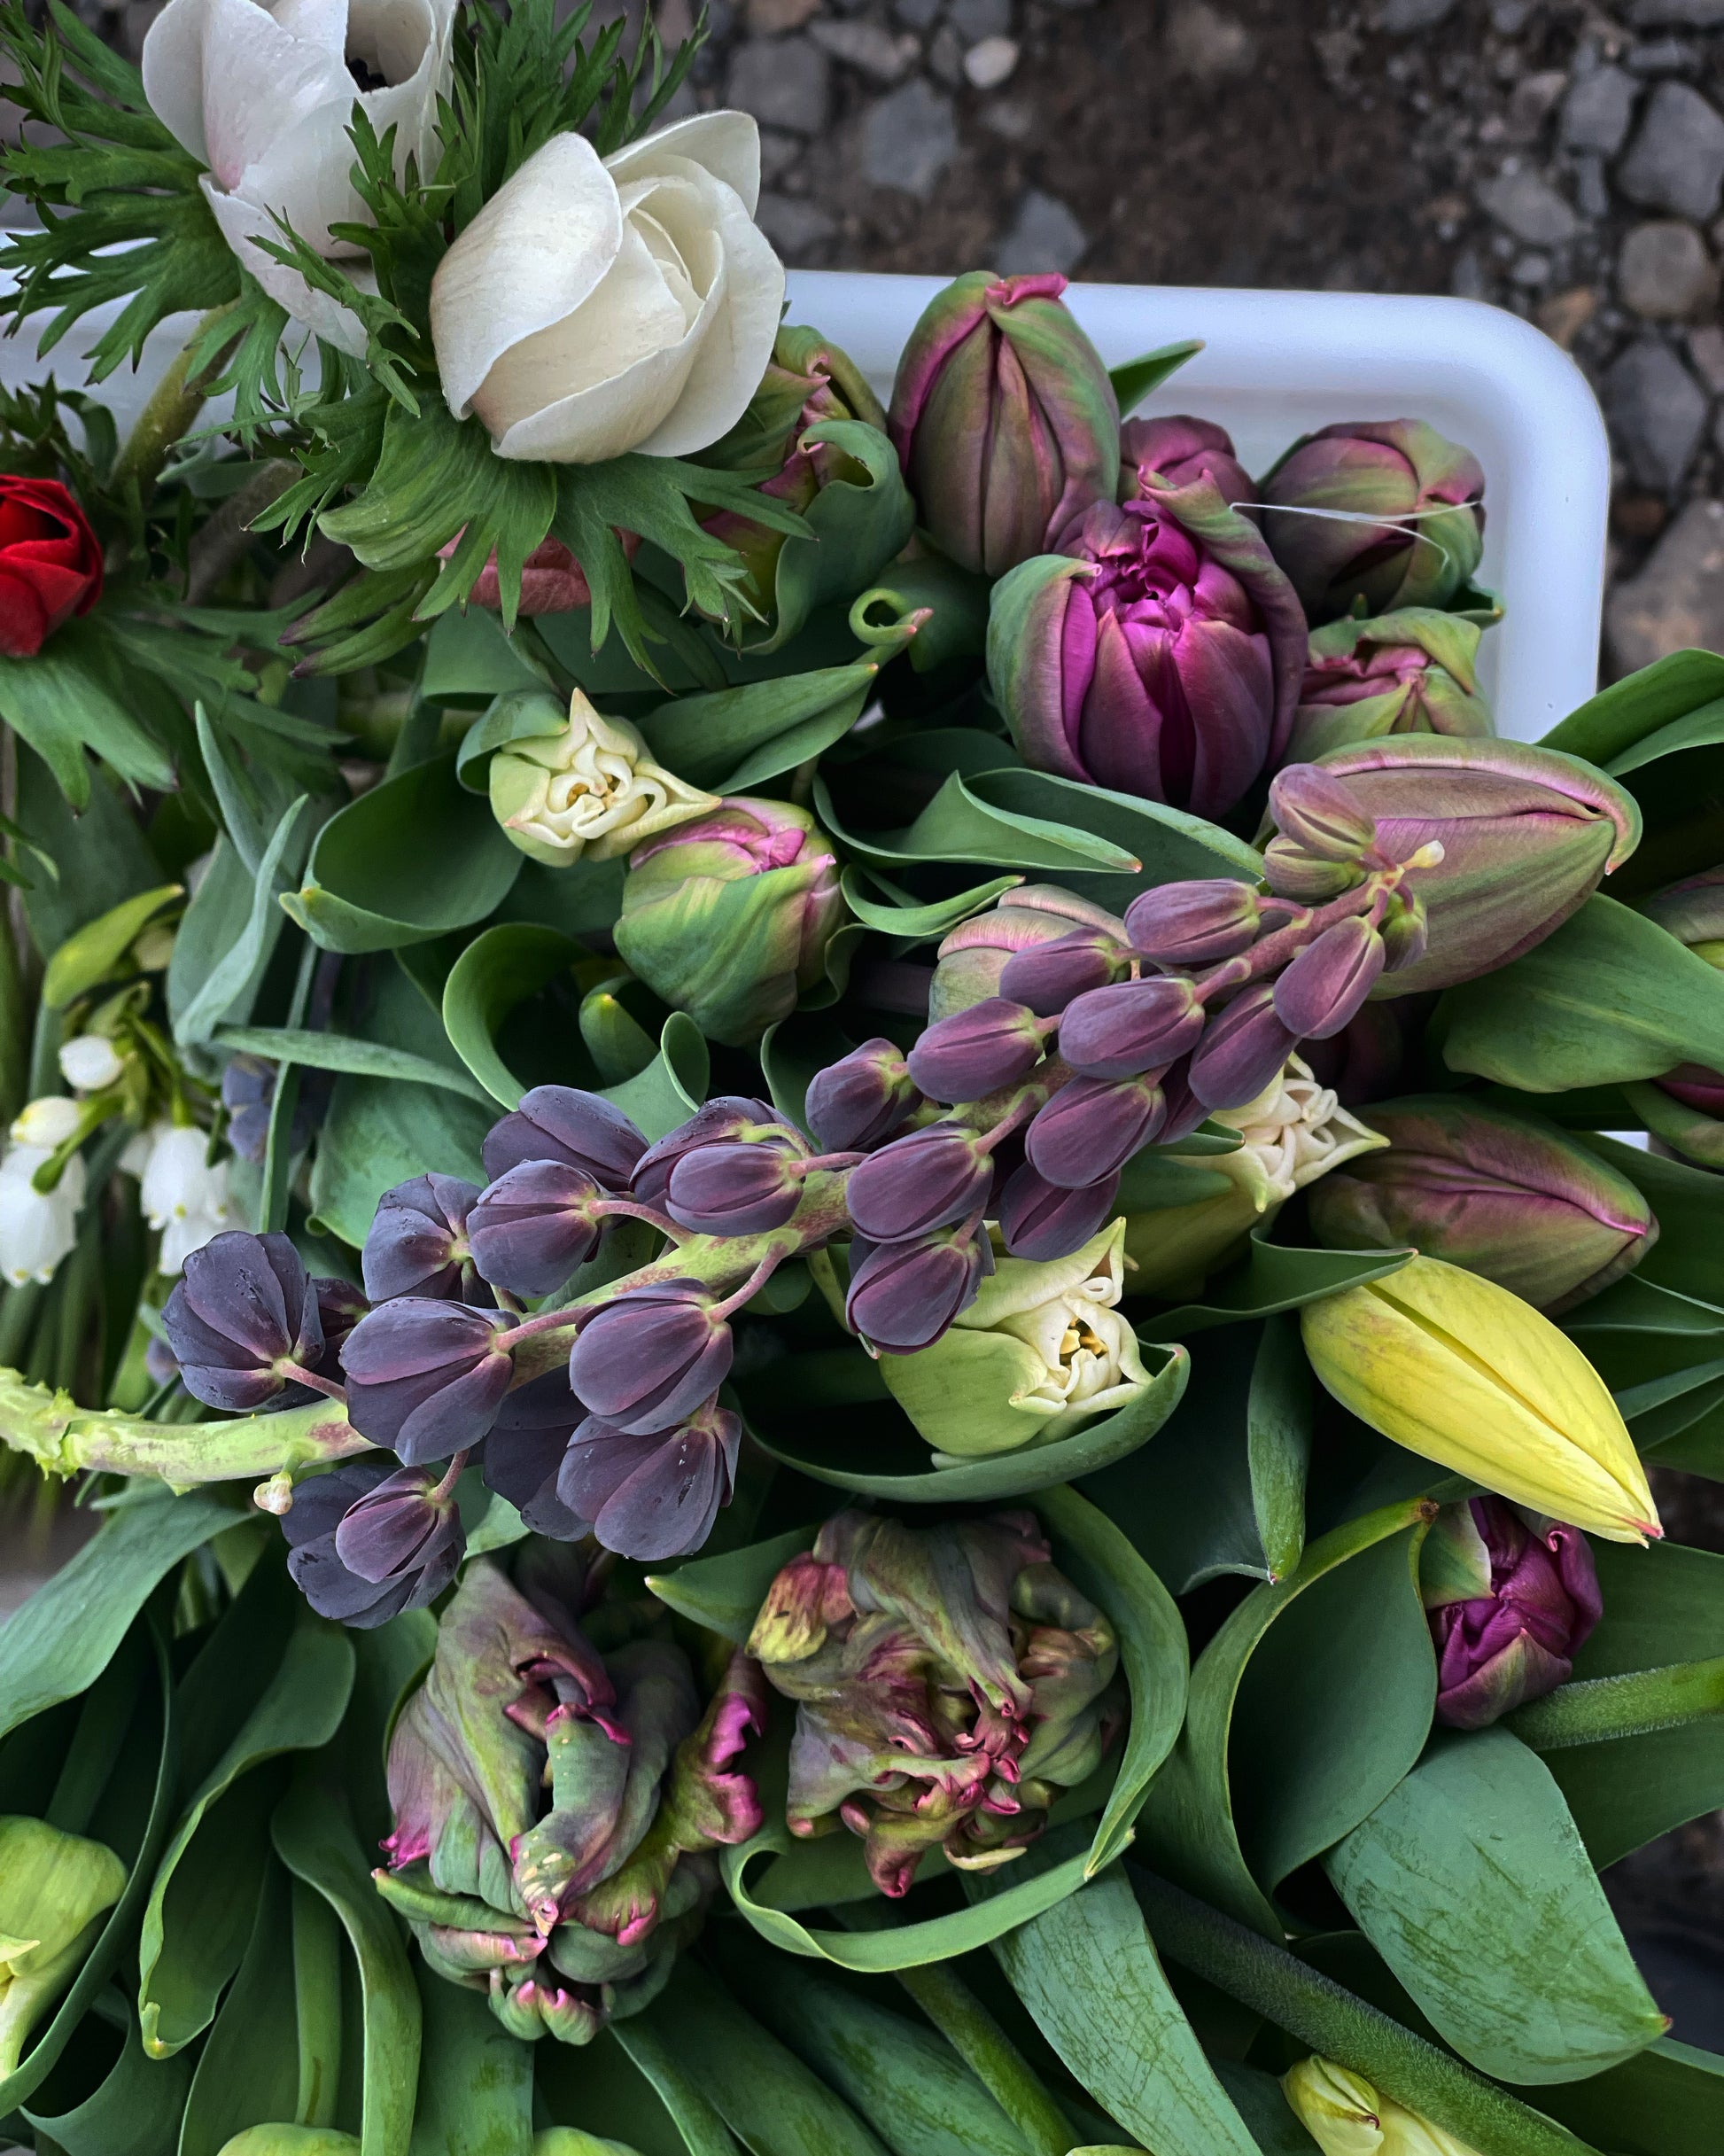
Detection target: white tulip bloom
<box><xmin>138</xmin><ymin>1124</ymin><xmax>237</xmax><ymax>1277</ymax></box>
<box><xmin>488</xmin><ymin>690</ymin><xmax>719</xmax><ymax>867</ymax></box>
<box><xmin>142</xmin><ymin>0</ymin><xmax>458</xmax><ymax>355</ymax></box>
<box><xmin>58</xmin><ymin>1035</ymin><xmax>125</xmax><ymax>1094</ymax></box>
<box><xmin>431</xmin><ymin>113</ymin><xmax>785</xmax><ymax>463</ymax></box>
<box><xmin>10</xmin><ymin>1096</ymin><xmax>83</xmax><ymax>1150</ymax></box>
<box><xmin>0</xmin><ymin>1144</ymin><xmax>85</xmax><ymax>1288</ymax></box>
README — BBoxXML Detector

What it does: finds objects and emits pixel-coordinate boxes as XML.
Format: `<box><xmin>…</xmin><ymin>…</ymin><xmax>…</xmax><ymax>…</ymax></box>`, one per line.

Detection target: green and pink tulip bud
<box><xmin>615</xmin><ymin>798</ymin><xmax>845</xmax><ymax>1048</ymax></box>
<box><xmin>1640</xmin><ymin>867</ymin><xmax>1724</xmax><ymax>1122</ymax></box>
<box><xmin>1421</xmin><ymin>1496</ymin><xmax>1602</xmax><ymax>1731</ymax></box>
<box><xmin>1119</xmin><ymin>414</ymin><xmax>1255</xmax><ymax>515</ymax></box>
<box><xmin>1306</xmin><ymin>1094</ymin><xmax>1658</xmax><ymax>1312</ymax></box>
<box><xmin>749</xmin><ymin>1509</ymin><xmax>1121</xmax><ymax>1896</ymax></box>
<box><xmin>1290</xmin><ymin>607</ymin><xmax>1492</xmax><ymax>762</ymax></box>
<box><xmin>931</xmin><ymin>886</ymin><xmax>1129</xmax><ymax>1024</ymax></box>
<box><xmin>889</xmin><ymin>270</ymin><xmax>1120</xmax><ymax>578</ymax></box>
<box><xmin>1259</xmin><ymin>418</ymin><xmax>1486</xmax><ymax>621</ymax></box>
<box><xmin>1290</xmin><ymin>736</ymin><xmax>1641</xmax><ymax>995</ymax></box>
<box><xmin>806</xmin><ymin>1039</ymin><xmax>923</xmax><ymax>1151</ymax></box>
<box><xmin>377</xmin><ymin>1555</ymin><xmax>765</xmax><ymax>2043</ymax></box>
<box><xmin>987</xmin><ymin>485</ymin><xmax>1308</xmax><ymax>821</ymax></box>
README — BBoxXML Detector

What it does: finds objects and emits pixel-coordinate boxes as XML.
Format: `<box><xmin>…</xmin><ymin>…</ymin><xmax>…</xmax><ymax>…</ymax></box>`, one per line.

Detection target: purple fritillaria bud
<box><xmin>906</xmin><ymin>997</ymin><xmax>1048</xmax><ymax>1104</ymax></box>
<box><xmin>998</xmin><ymin>928</ymin><xmax>1131</xmax><ymax>1017</ymax></box>
<box><xmin>1260</xmin><ymin>837</ymin><xmax>1363</xmax><ymax>903</ymax></box>
<box><xmin>1378</xmin><ymin>888</ymin><xmax>1428</xmax><ymax>973</ymax></box>
<box><xmin>1424</xmin><ymin>1496</ymin><xmax>1602</xmax><ymax>1731</ymax></box>
<box><xmin>1024</xmin><ymin>1074</ymin><xmax>1167</xmax><ymax>1187</ymax></box>
<box><xmin>362</xmin><ymin>1174</ymin><xmax>487</xmax><ymax>1304</ymax></box>
<box><xmin>930</xmin><ymin>887</ymin><xmax>1129</xmax><ymax>1024</ymax></box>
<box><xmin>996</xmin><ymin>1163</ymin><xmax>1122</xmax><ymax>1261</ymax></box>
<box><xmin>1187</xmin><ymin>985</ymin><xmax>1299</xmax><ymax>1110</ymax></box>
<box><xmin>632</xmin><ymin>1096</ymin><xmax>786</xmax><ymax>1209</ymax></box>
<box><xmin>1155</xmin><ymin>1062</ymin><xmax>1212</xmax><ymax>1146</ymax></box>
<box><xmin>481</xmin><ymin>1373</ymin><xmax>590</xmax><ymax>1540</ymax></box>
<box><xmin>1122</xmin><ymin>879</ymin><xmax>1263</xmax><ymax>966</ymax></box>
<box><xmin>482</xmin><ymin>1086</ymin><xmax>647</xmax><ymax>1189</ymax></box>
<box><xmin>806</xmin><ymin>1040</ymin><xmax>922</xmax><ymax>1152</ymax></box>
<box><xmin>161</xmin><ymin>1229</ymin><xmax>323</xmax><ymax>1412</ymax></box>
<box><xmin>467</xmin><ymin>1161</ymin><xmax>607</xmax><ymax>1299</ymax></box>
<box><xmin>1272</xmin><ymin>915</ymin><xmax>1387</xmax><ymax>1040</ymax></box>
<box><xmin>844</xmin><ymin>1221</ymin><xmax>989</xmax><ymax>1352</ymax></box>
<box><xmin>283</xmin><ymin>1459</ymin><xmax>466</xmax><ymax>1627</ymax></box>
<box><xmin>1268</xmin><ymin>764</ymin><xmax>1380</xmax><ymax>862</ymax></box>
<box><xmin>844</xmin><ymin>1121</ymin><xmax>996</xmax><ymax>1243</ymax></box>
<box><xmin>342</xmin><ymin>1299</ymin><xmax>513</xmax><ymax>1465</ymax></box>
<box><xmin>1119</xmin><ymin>415</ymin><xmax>1256</xmax><ymax>516</ymax></box>
<box><xmin>313</xmin><ymin>1277</ymin><xmax>369</xmax><ymax>1362</ymax></box>
<box><xmin>557</xmin><ymin>1397</ymin><xmax>741</xmax><ymax>1561</ymax></box>
<box><xmin>665</xmin><ymin>1140</ymin><xmax>805</xmax><ymax>1236</ymax></box>
<box><xmin>567</xmin><ymin>1282</ymin><xmax>734</xmax><ymax>1436</ymax></box>
<box><xmin>1055</xmin><ymin>976</ymin><xmax>1204</xmax><ymax>1080</ymax></box>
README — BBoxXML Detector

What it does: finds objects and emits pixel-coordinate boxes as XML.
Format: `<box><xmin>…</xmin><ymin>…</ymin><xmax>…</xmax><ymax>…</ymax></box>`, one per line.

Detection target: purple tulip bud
<box><xmin>844</xmin><ymin>1221</ymin><xmax>988</xmax><ymax>1351</ymax></box>
<box><xmin>362</xmin><ymin>1174</ymin><xmax>487</xmax><ymax>1304</ymax></box>
<box><xmin>557</xmin><ymin>1397</ymin><xmax>741</xmax><ymax>1561</ymax></box>
<box><xmin>844</xmin><ymin>1121</ymin><xmax>995</xmax><ymax>1242</ymax></box>
<box><xmin>998</xmin><ymin>928</ymin><xmax>1131</xmax><ymax>1016</ymax></box>
<box><xmin>633</xmin><ymin>1096</ymin><xmax>787</xmax><ymax>1209</ymax></box>
<box><xmin>1272</xmin><ymin>916</ymin><xmax>1387</xmax><ymax>1040</ymax></box>
<box><xmin>482</xmin><ymin>1086</ymin><xmax>647</xmax><ymax>1189</ymax></box>
<box><xmin>996</xmin><ymin>1162</ymin><xmax>1122</xmax><ymax>1261</ymax></box>
<box><xmin>1290</xmin><ymin>608</ymin><xmax>1492</xmax><ymax>762</ymax></box>
<box><xmin>1425</xmin><ymin>1496</ymin><xmax>1602</xmax><ymax>1731</ymax></box>
<box><xmin>1268</xmin><ymin>764</ymin><xmax>1379</xmax><ymax>862</ymax></box>
<box><xmin>1187</xmin><ymin>985</ymin><xmax>1298</xmax><ymax>1109</ymax></box>
<box><xmin>1122</xmin><ymin>879</ymin><xmax>1263</xmax><ymax>965</ymax></box>
<box><xmin>1025</xmin><ymin>1074</ymin><xmax>1166</xmax><ymax>1187</ymax></box>
<box><xmin>1260</xmin><ymin>837</ymin><xmax>1363</xmax><ymax>902</ymax></box>
<box><xmin>1119</xmin><ymin>415</ymin><xmax>1255</xmax><ymax>515</ymax></box>
<box><xmin>481</xmin><ymin>1373</ymin><xmax>590</xmax><ymax>1540</ymax></box>
<box><xmin>568</xmin><ymin>1281</ymin><xmax>734</xmax><ymax>1436</ymax></box>
<box><xmin>342</xmin><ymin>1299</ymin><xmax>513</xmax><ymax>1465</ymax></box>
<box><xmin>806</xmin><ymin>1039</ymin><xmax>921</xmax><ymax>1152</ymax></box>
<box><xmin>467</xmin><ymin>1160</ymin><xmax>607</xmax><ymax>1299</ymax></box>
<box><xmin>889</xmin><ymin>269</ymin><xmax>1121</xmax><ymax>578</ymax></box>
<box><xmin>1259</xmin><ymin>418</ymin><xmax>1486</xmax><ymax>621</ymax></box>
<box><xmin>1307</xmin><ymin>1094</ymin><xmax>1658</xmax><ymax>1312</ymax></box>
<box><xmin>665</xmin><ymin>1140</ymin><xmax>805</xmax><ymax>1236</ymax></box>
<box><xmin>907</xmin><ymin>997</ymin><xmax>1048</xmax><ymax>1104</ymax></box>
<box><xmin>162</xmin><ymin>1229</ymin><xmax>323</xmax><ymax>1412</ymax></box>
<box><xmin>1056</xmin><ymin>976</ymin><xmax>1204</xmax><ymax>1080</ymax></box>
<box><xmin>283</xmin><ymin>1459</ymin><xmax>465</xmax><ymax>1627</ymax></box>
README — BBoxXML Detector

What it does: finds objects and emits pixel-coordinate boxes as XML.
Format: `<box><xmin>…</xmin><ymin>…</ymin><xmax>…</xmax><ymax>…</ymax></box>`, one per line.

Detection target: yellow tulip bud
<box><xmin>880</xmin><ymin>1219</ymin><xmax>1152</xmax><ymax>1459</ymax></box>
<box><xmin>1282</xmin><ymin>2057</ymin><xmax>1482</xmax><ymax>2156</ymax></box>
<box><xmin>1301</xmin><ymin>1255</ymin><xmax>1659</xmax><ymax>1545</ymax></box>
<box><xmin>488</xmin><ymin>689</ymin><xmax>718</xmax><ymax>868</ymax></box>
<box><xmin>0</xmin><ymin>1815</ymin><xmax>127</xmax><ymax>2074</ymax></box>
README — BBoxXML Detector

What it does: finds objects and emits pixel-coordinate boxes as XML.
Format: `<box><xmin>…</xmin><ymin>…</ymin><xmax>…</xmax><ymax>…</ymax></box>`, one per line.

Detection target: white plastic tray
<box><xmin>0</xmin><ymin>271</ymin><xmax>1611</xmax><ymax>741</ymax></box>
<box><xmin>788</xmin><ymin>271</ymin><xmax>1611</xmax><ymax>743</ymax></box>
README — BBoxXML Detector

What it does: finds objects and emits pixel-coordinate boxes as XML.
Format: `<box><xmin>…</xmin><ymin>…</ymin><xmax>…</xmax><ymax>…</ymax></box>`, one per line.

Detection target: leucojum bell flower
<box><xmin>0</xmin><ymin>1096</ymin><xmax>84</xmax><ymax>1288</ymax></box>
<box><xmin>375</xmin><ymin>1552</ymin><xmax>765</xmax><ymax>2043</ymax></box>
<box><xmin>749</xmin><ymin>1510</ymin><xmax>1122</xmax><ymax>1895</ymax></box>
<box><xmin>486</xmin><ymin>689</ymin><xmax>719</xmax><ymax>868</ymax></box>
<box><xmin>430</xmin><ymin>113</ymin><xmax>785</xmax><ymax>463</ymax></box>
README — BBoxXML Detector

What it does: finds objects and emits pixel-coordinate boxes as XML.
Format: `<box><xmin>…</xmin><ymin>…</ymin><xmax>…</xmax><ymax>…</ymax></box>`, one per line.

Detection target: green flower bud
<box><xmin>1281</xmin><ymin>2056</ymin><xmax>1482</xmax><ymax>2156</ymax></box>
<box><xmin>532</xmin><ymin>2134</ymin><xmax>643</xmax><ymax>2156</ymax></box>
<box><xmin>880</xmin><ymin>1219</ymin><xmax>1152</xmax><ymax>1459</ymax></box>
<box><xmin>216</xmin><ymin>2131</ymin><xmax>362</xmax><ymax>2155</ymax></box>
<box><xmin>930</xmin><ymin>886</ymin><xmax>1128</xmax><ymax>1024</ymax></box>
<box><xmin>0</xmin><ymin>1815</ymin><xmax>127</xmax><ymax>2074</ymax></box>
<box><xmin>487</xmin><ymin>689</ymin><xmax>718</xmax><ymax>868</ymax></box>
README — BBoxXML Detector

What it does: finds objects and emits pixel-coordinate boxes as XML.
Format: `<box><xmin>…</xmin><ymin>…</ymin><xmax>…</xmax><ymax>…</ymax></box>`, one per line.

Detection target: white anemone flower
<box><xmin>138</xmin><ymin>1124</ymin><xmax>237</xmax><ymax>1277</ymax></box>
<box><xmin>142</xmin><ymin>0</ymin><xmax>459</xmax><ymax>354</ymax></box>
<box><xmin>430</xmin><ymin>112</ymin><xmax>785</xmax><ymax>463</ymax></box>
<box><xmin>0</xmin><ymin>1144</ymin><xmax>84</xmax><ymax>1288</ymax></box>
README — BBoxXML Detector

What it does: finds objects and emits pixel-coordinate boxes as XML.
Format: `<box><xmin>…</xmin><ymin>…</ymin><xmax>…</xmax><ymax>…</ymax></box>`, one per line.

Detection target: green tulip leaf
<box><xmin>1248</xmin><ymin>1313</ymin><xmax>1314</xmax><ymax>1586</ymax></box>
<box><xmin>814</xmin><ymin>764</ymin><xmax>1134</xmax><ymax>876</ymax></box>
<box><xmin>215</xmin><ymin>1024</ymin><xmax>496</xmax><ymax>1106</ymax></box>
<box><xmin>1110</xmin><ymin>338</ymin><xmax>1206</xmax><ymax>416</ymax></box>
<box><xmin>177</xmin><ymin>1857</ymin><xmax>300</xmax><ymax>2156</ymax></box>
<box><xmin>837</xmin><ymin>865</ymin><xmax>1024</xmax><ymax>943</ymax></box>
<box><xmin>759</xmin><ymin>1010</ymin><xmax>856</xmax><ymax>1135</ymax></box>
<box><xmin>283</xmin><ymin>752</ymin><xmax>523</xmax><ymax>954</ymax></box>
<box><xmin>1324</xmin><ymin>1729</ymin><xmax>1665</xmax><ymax>2084</ymax></box>
<box><xmin>440</xmin><ymin>922</ymin><xmax>586</xmax><ymax>1108</ymax></box>
<box><xmin>1151</xmin><ymin>1226</ymin><xmax>1413</xmax><ymax>1333</ymax></box>
<box><xmin>637</xmin><ymin>660</ymin><xmax>879</xmax><ymax>793</ymax></box>
<box><xmin>737</xmin><ymin>1340</ymin><xmax>1190</xmax><ymax>1503</ymax></box>
<box><xmin>452</xmin><ymin>685</ymin><xmax>569</xmax><ymax>791</ymax></box>
<box><xmin>646</xmin><ymin>1526</ymin><xmax>813</xmax><ymax>1645</ymax></box>
<box><xmin>273</xmin><ymin>1766</ymin><xmax>422</xmax><ymax>2156</ymax></box>
<box><xmin>1543</xmin><ymin>648</ymin><xmax>1724</xmax><ymax>767</ymax></box>
<box><xmin>1440</xmin><ymin>895</ymin><xmax>1724</xmax><ymax>1090</ymax></box>
<box><xmin>966</xmin><ymin>1832</ymin><xmax>1262</xmax><ymax>2156</ymax></box>
<box><xmin>850</xmin><ymin>549</ymin><xmax>992</xmax><ymax>674</ymax></box>
<box><xmin>601</xmin><ymin>1009</ymin><xmax>710</xmax><ymax>1141</ymax></box>
<box><xmin>1532</xmin><ymin>2036</ymin><xmax>1724</xmax><ymax>2156</ymax></box>
<box><xmin>1136</xmin><ymin>1500</ymin><xmax>1437</xmax><ymax>1938</ymax></box>
<box><xmin>422</xmin><ymin>607</ymin><xmax>552</xmax><ymax>708</ymax></box>
<box><xmin>41</xmin><ymin>883</ymin><xmax>182</xmax><ymax>1010</ymax></box>
<box><xmin>579</xmin><ymin>974</ymin><xmax>661</xmax><ymax>1086</ymax></box>
<box><xmin>175</xmin><ymin>796</ymin><xmax>313</xmax><ymax>1047</ymax></box>
<box><xmin>20</xmin><ymin>2008</ymin><xmax>193</xmax><ymax>2156</ymax></box>
<box><xmin>540</xmin><ymin>2026</ymin><xmax>714</xmax><ymax>2156</ymax></box>
<box><xmin>752</xmin><ymin>419</ymin><xmax>918</xmax><ymax>657</ymax></box>
<box><xmin>407</xmin><ymin>1957</ymin><xmax>533</xmax><ymax>2156</ymax></box>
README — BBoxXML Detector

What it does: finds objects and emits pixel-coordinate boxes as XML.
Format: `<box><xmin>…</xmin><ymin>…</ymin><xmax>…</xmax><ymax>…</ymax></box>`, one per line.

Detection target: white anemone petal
<box><xmin>604</xmin><ymin>107</ymin><xmax>763</xmax><ymax>215</ymax></box>
<box><xmin>198</xmin><ymin>0</ymin><xmax>349</xmax><ymax>189</ymax></box>
<box><xmin>201</xmin><ymin>180</ymin><xmax>373</xmax><ymax>354</ymax></box>
<box><xmin>140</xmin><ymin>0</ymin><xmax>216</xmax><ymax>163</ymax></box>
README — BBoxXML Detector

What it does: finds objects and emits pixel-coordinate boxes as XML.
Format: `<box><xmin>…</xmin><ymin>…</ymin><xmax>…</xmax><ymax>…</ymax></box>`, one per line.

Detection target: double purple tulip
<box><xmin>1424</xmin><ymin>1496</ymin><xmax>1602</xmax><ymax>1730</ymax></box>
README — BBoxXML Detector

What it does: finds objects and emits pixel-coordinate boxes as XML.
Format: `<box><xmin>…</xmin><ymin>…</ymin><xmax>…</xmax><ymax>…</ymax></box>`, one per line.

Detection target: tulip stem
<box><xmin>111</xmin><ymin>300</ymin><xmax>244</xmax><ymax>499</ymax></box>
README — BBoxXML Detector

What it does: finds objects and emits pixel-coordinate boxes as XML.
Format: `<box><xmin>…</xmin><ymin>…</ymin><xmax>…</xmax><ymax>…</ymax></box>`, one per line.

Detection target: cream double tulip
<box><xmin>487</xmin><ymin>690</ymin><xmax>718</xmax><ymax>867</ymax></box>
<box><xmin>430</xmin><ymin>113</ymin><xmax>785</xmax><ymax>463</ymax></box>
<box><xmin>144</xmin><ymin>0</ymin><xmax>457</xmax><ymax>354</ymax></box>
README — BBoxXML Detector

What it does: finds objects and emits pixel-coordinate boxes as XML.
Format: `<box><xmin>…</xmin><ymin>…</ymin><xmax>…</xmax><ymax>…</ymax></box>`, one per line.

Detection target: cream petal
<box><xmin>239</xmin><ymin>97</ymin><xmax>372</xmax><ymax>249</ymax></box>
<box><xmin>430</xmin><ymin>131</ymin><xmax>625</xmax><ymax>421</ymax></box>
<box><xmin>140</xmin><ymin>0</ymin><xmax>216</xmax><ymax>163</ymax></box>
<box><xmin>270</xmin><ymin>0</ymin><xmax>349</xmax><ymax>54</ymax></box>
<box><xmin>349</xmin><ymin>0</ymin><xmax>453</xmax><ymax>173</ymax></box>
<box><xmin>198</xmin><ymin>0</ymin><xmax>349</xmax><ymax>189</ymax></box>
<box><xmin>490</xmin><ymin>320</ymin><xmax>702</xmax><ymax>463</ymax></box>
<box><xmin>201</xmin><ymin>176</ymin><xmax>372</xmax><ymax>354</ymax></box>
<box><xmin>605</xmin><ymin>107</ymin><xmax>763</xmax><ymax>217</ymax></box>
